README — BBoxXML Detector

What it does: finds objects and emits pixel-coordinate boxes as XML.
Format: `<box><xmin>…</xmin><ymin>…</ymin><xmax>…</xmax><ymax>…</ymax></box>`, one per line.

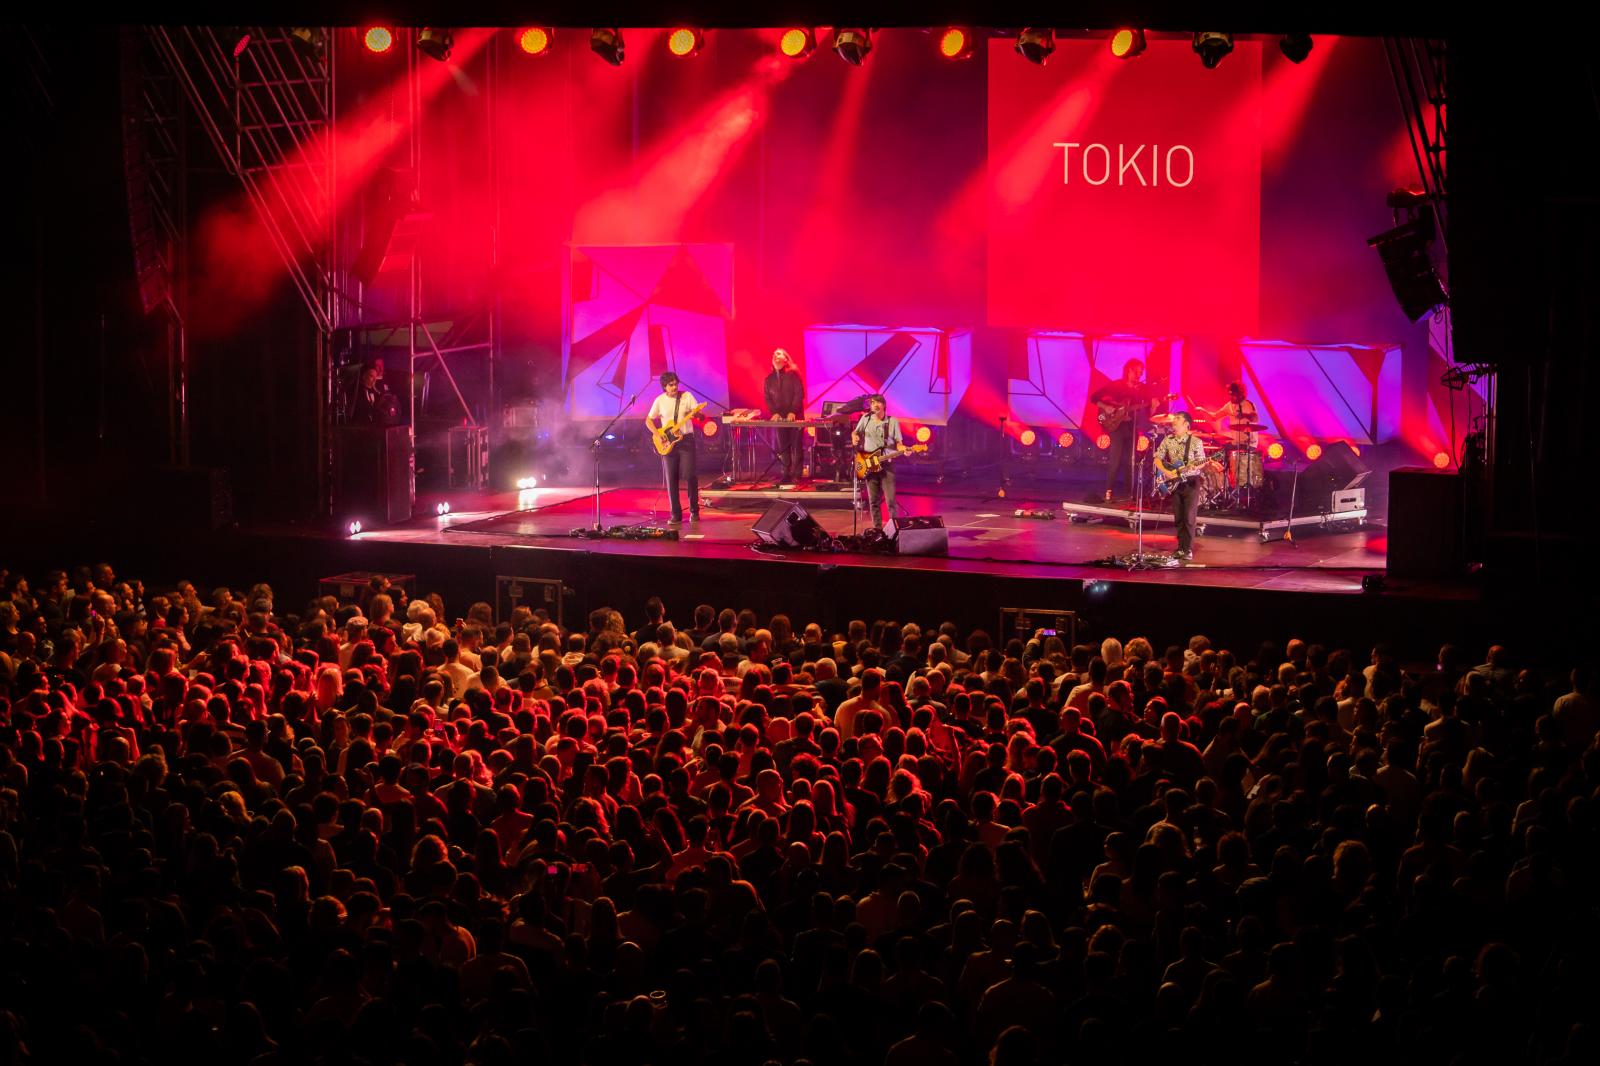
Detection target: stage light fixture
<box><xmin>590</xmin><ymin>28</ymin><xmax>625</xmax><ymax>66</ymax></box>
<box><xmin>363</xmin><ymin>27</ymin><xmax>394</xmax><ymax>54</ymax></box>
<box><xmin>938</xmin><ymin>28</ymin><xmax>974</xmax><ymax>60</ymax></box>
<box><xmin>1433</xmin><ymin>451</ymin><xmax>1451</xmax><ymax>469</ymax></box>
<box><xmin>1015</xmin><ymin>428</ymin><xmax>1035</xmax><ymax>447</ymax></box>
<box><xmin>418</xmin><ymin>28</ymin><xmax>454</xmax><ymax>62</ymax></box>
<box><xmin>833</xmin><ymin>28</ymin><xmax>872</xmax><ymax>66</ymax></box>
<box><xmin>1279</xmin><ymin>33</ymin><xmax>1314</xmax><ymax>63</ymax></box>
<box><xmin>667</xmin><ymin>28</ymin><xmax>705</xmax><ymax>58</ymax></box>
<box><xmin>289</xmin><ymin>27</ymin><xmax>326</xmax><ymax>58</ymax></box>
<box><xmin>1266</xmin><ymin>441</ymin><xmax>1286</xmax><ymax>460</ymax></box>
<box><xmin>780</xmin><ymin>28</ymin><xmax>816</xmax><ymax>59</ymax></box>
<box><xmin>435</xmin><ymin>501</ymin><xmax>451</xmax><ymax>516</ymax></box>
<box><xmin>347</xmin><ymin>519</ymin><xmax>364</xmax><ymax>536</ymax></box>
<box><xmin>1096</xmin><ymin>433</ymin><xmax>1111</xmax><ymax>450</ymax></box>
<box><xmin>222</xmin><ymin>28</ymin><xmax>252</xmax><ymax>57</ymax></box>
<box><xmin>1136</xmin><ymin>434</ymin><xmax>1150</xmax><ymax>453</ymax></box>
<box><xmin>702</xmin><ymin>419</ymin><xmax>719</xmax><ymax>438</ymax></box>
<box><xmin>1057</xmin><ymin>431</ymin><xmax>1075</xmax><ymax>449</ymax></box>
<box><xmin>1305</xmin><ymin>443</ymin><xmax>1324</xmax><ymax>461</ymax></box>
<box><xmin>516</xmin><ymin>476</ymin><xmax>539</xmax><ymax>489</ymax></box>
<box><xmin>1109</xmin><ymin>29</ymin><xmax>1146</xmax><ymax>59</ymax></box>
<box><xmin>1192</xmin><ymin>32</ymin><xmax>1234</xmax><ymax>69</ymax></box>
<box><xmin>916</xmin><ymin>426</ymin><xmax>933</xmax><ymax>444</ymax></box>
<box><xmin>518</xmin><ymin>27</ymin><xmax>553</xmax><ymax>55</ymax></box>
<box><xmin>1016</xmin><ymin>28</ymin><xmax>1056</xmax><ymax>65</ymax></box>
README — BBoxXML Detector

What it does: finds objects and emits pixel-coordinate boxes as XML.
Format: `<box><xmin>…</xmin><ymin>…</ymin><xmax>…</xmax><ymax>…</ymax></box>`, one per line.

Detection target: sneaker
<box><xmin>1104</xmin><ymin>489</ymin><xmax>1114</xmax><ymax>502</ymax></box>
<box><xmin>689</xmin><ymin>512</ymin><xmax>701</xmax><ymax>522</ymax></box>
<box><xmin>667</xmin><ymin>516</ymin><xmax>683</xmax><ymax>526</ymax></box>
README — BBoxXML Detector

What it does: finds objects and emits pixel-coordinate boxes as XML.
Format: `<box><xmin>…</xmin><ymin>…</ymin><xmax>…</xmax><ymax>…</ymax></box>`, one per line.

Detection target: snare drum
<box><xmin>1201</xmin><ymin>459</ymin><xmax>1227</xmax><ymax>496</ymax></box>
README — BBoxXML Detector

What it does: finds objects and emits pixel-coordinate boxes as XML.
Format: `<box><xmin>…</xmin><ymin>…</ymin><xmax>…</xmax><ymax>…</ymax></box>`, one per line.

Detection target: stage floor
<box><xmin>361</xmin><ymin>484</ymin><xmax>1389</xmax><ymax>596</ymax></box>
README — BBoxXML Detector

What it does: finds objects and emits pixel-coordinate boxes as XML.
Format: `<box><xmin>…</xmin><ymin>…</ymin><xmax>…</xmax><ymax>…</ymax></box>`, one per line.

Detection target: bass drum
<box><xmin>1230</xmin><ymin>447</ymin><xmax>1264</xmax><ymax>488</ymax></box>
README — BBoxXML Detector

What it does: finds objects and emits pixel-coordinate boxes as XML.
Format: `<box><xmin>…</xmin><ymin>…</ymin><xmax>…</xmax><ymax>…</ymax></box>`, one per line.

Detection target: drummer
<box><xmin>1200</xmin><ymin>381</ymin><xmax>1262</xmax><ymax>487</ymax></box>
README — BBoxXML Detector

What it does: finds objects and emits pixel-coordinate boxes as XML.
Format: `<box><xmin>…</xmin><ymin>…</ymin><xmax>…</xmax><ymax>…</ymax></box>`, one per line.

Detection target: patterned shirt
<box><xmin>1154</xmin><ymin>431</ymin><xmax>1206</xmax><ymax>479</ymax></box>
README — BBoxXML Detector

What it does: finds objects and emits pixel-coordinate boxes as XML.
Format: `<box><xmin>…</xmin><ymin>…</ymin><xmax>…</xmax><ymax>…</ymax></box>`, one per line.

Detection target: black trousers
<box><xmin>661</xmin><ymin>441</ymin><xmax>699</xmax><ymax>519</ymax></box>
<box><xmin>1172</xmin><ymin>479</ymin><xmax>1202</xmax><ymax>554</ymax></box>
<box><xmin>774</xmin><ymin>425</ymin><xmax>803</xmax><ymax>480</ymax></box>
<box><xmin>1105</xmin><ymin>423</ymin><xmax>1139</xmax><ymax>494</ymax></box>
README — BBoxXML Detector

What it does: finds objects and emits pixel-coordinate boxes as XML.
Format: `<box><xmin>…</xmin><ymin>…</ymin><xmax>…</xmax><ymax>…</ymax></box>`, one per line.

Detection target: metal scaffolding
<box><xmin>127</xmin><ymin>26</ymin><xmax>503</xmax><ymax>511</ymax></box>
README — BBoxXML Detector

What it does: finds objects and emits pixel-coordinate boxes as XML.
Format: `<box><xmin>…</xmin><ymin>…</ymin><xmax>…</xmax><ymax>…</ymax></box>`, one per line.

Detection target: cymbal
<box><xmin>1227</xmin><ymin>421</ymin><xmax>1267</xmax><ymax>431</ymax></box>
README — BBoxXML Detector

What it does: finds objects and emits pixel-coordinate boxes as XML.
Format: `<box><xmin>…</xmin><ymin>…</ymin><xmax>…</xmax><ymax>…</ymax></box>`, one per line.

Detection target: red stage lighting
<box><xmin>1433</xmin><ymin>451</ymin><xmax>1451</xmax><ymax>469</ymax></box>
<box><xmin>1136</xmin><ymin>435</ymin><xmax>1150</xmax><ymax>453</ymax></box>
<box><xmin>780</xmin><ymin>28</ymin><xmax>816</xmax><ymax>59</ymax></box>
<box><xmin>701</xmin><ymin>418</ymin><xmax>719</xmax><ymax>438</ymax></box>
<box><xmin>1267</xmin><ymin>442</ymin><xmax>1286</xmax><ymax>460</ymax></box>
<box><xmin>667</xmin><ymin>28</ymin><xmax>705</xmax><ymax>58</ymax></box>
<box><xmin>1305</xmin><ymin>443</ymin><xmax>1323</xmax><ymax>461</ymax></box>
<box><xmin>518</xmin><ymin>27</ymin><xmax>553</xmax><ymax>56</ymax></box>
<box><xmin>1096</xmin><ymin>434</ymin><xmax>1111</xmax><ymax>450</ymax></box>
<box><xmin>805</xmin><ymin>426</ymin><xmax>817</xmax><ymax>438</ymax></box>
<box><xmin>1109</xmin><ymin>29</ymin><xmax>1146</xmax><ymax>59</ymax></box>
<box><xmin>938</xmin><ymin>28</ymin><xmax>974</xmax><ymax>60</ymax></box>
<box><xmin>1018</xmin><ymin>428</ymin><xmax>1037</xmax><ymax>447</ymax></box>
<box><xmin>1057</xmin><ymin>431</ymin><xmax>1075</xmax><ymax>449</ymax></box>
<box><xmin>915</xmin><ymin>426</ymin><xmax>933</xmax><ymax>444</ymax></box>
<box><xmin>363</xmin><ymin>27</ymin><xmax>394</xmax><ymax>54</ymax></box>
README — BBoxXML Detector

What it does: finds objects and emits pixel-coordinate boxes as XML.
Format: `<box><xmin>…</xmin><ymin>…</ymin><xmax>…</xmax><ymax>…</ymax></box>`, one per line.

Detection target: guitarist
<box><xmin>852</xmin><ymin>394</ymin><xmax>907</xmax><ymax>530</ymax></box>
<box><xmin>1093</xmin><ymin>358</ymin><xmax>1156</xmax><ymax>502</ymax></box>
<box><xmin>1152</xmin><ymin>411</ymin><xmax>1207</xmax><ymax>562</ymax></box>
<box><xmin>645</xmin><ymin>372</ymin><xmax>701</xmax><ymax>524</ymax></box>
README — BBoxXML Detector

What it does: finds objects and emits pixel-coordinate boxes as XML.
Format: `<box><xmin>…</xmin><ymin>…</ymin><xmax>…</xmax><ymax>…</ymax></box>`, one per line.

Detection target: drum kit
<box><xmin>1145</xmin><ymin>414</ymin><xmax>1269</xmax><ymax>512</ymax></box>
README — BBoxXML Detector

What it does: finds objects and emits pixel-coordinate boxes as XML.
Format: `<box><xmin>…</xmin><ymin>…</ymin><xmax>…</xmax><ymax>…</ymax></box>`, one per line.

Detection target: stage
<box><xmin>429</xmin><ymin>484</ymin><xmax>1382</xmax><ymax>595</ymax></box>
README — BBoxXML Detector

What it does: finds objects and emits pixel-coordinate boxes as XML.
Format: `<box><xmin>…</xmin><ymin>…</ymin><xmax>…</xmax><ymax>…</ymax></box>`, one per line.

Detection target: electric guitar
<box><xmin>650</xmin><ymin>402</ymin><xmax>708</xmax><ymax>456</ymax></box>
<box><xmin>854</xmin><ymin>444</ymin><xmax>928</xmax><ymax>478</ymax></box>
<box><xmin>1152</xmin><ymin>453</ymin><xmax>1208</xmax><ymax>497</ymax></box>
<box><xmin>1097</xmin><ymin>391</ymin><xmax>1178</xmax><ymax>432</ymax></box>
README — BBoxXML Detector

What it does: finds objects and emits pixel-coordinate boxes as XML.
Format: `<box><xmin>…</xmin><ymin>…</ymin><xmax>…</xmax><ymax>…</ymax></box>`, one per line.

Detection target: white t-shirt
<box><xmin>647</xmin><ymin>390</ymin><xmax>698</xmax><ymax>427</ymax></box>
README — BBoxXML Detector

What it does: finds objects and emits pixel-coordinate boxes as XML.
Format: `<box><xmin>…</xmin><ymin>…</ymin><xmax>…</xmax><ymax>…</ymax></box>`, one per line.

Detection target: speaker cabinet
<box><xmin>886</xmin><ymin>515</ymin><xmax>948</xmax><ymax>556</ymax></box>
<box><xmin>337</xmin><ymin>425</ymin><xmax>414</xmax><ymax>525</ymax></box>
<box><xmin>752</xmin><ymin>500</ymin><xmax>827</xmax><ymax>548</ymax></box>
<box><xmin>1386</xmin><ymin>467</ymin><xmax>1464</xmax><ymax>578</ymax></box>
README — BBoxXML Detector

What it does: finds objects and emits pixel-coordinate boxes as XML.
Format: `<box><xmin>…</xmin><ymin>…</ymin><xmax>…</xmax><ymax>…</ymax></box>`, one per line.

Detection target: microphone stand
<box><xmin>579</xmin><ymin>392</ymin><xmax>639</xmax><ymax>536</ymax></box>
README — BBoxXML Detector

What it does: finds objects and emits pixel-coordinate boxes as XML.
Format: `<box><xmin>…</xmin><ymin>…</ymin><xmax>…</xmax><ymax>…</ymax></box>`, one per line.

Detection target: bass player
<box><xmin>644</xmin><ymin>372</ymin><xmax>701</xmax><ymax>524</ymax></box>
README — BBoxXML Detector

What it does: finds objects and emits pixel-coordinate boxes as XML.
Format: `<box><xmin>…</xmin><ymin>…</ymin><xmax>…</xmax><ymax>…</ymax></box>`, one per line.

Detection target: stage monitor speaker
<box><xmin>886</xmin><ymin>515</ymin><xmax>948</xmax><ymax>556</ymax></box>
<box><xmin>337</xmin><ymin>425</ymin><xmax>414</xmax><ymax>525</ymax></box>
<box><xmin>1386</xmin><ymin>467</ymin><xmax>1464</xmax><ymax>578</ymax></box>
<box><xmin>752</xmin><ymin>500</ymin><xmax>827</xmax><ymax>548</ymax></box>
<box><xmin>1302</xmin><ymin>440</ymin><xmax>1370</xmax><ymax>493</ymax></box>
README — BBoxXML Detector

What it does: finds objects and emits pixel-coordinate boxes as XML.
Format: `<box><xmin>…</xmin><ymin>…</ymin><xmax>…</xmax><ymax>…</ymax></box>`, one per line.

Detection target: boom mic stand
<box><xmin>573</xmin><ymin>392</ymin><xmax>639</xmax><ymax>537</ymax></box>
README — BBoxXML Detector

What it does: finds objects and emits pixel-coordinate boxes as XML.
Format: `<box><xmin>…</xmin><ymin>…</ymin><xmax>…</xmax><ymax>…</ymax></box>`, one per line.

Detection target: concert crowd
<box><xmin>0</xmin><ymin>562</ymin><xmax>1595</xmax><ymax>1066</ymax></box>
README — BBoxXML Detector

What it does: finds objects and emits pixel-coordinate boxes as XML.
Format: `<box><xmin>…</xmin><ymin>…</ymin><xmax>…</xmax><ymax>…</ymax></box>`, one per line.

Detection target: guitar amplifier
<box><xmin>886</xmin><ymin>515</ymin><xmax>948</xmax><ymax>556</ymax></box>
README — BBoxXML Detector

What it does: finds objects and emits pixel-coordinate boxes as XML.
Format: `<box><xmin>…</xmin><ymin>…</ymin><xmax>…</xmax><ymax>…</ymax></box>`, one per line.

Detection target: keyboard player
<box><xmin>764</xmin><ymin>348</ymin><xmax>805</xmax><ymax>486</ymax></box>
